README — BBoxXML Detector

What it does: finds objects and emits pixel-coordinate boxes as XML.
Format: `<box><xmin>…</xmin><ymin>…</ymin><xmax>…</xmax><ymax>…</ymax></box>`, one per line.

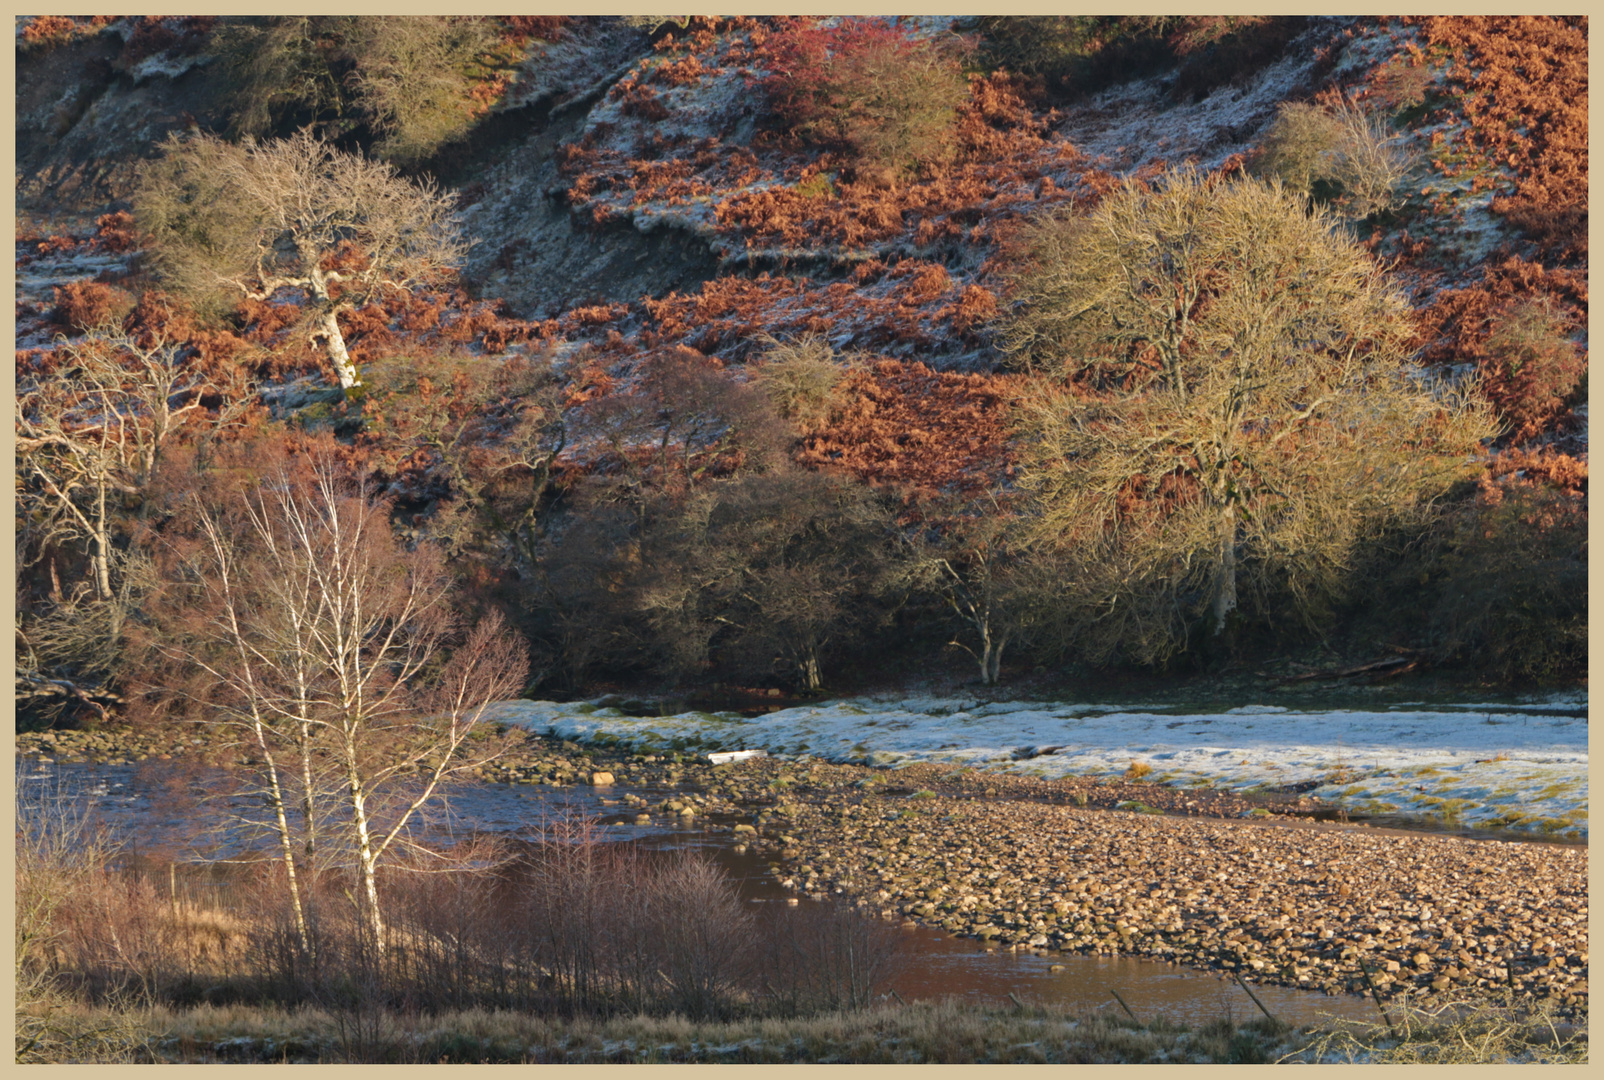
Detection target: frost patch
<box><xmin>489</xmin><ymin>694</ymin><xmax>1587</xmax><ymax>837</ymax></box>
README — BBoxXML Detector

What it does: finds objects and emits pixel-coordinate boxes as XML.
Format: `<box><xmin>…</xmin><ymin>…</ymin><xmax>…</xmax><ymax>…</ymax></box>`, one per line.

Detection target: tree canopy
<box><xmin>135</xmin><ymin>129</ymin><xmax>469</xmax><ymax>391</ymax></box>
<box><xmin>1003</xmin><ymin>170</ymin><xmax>1497</xmax><ymax>662</ymax></box>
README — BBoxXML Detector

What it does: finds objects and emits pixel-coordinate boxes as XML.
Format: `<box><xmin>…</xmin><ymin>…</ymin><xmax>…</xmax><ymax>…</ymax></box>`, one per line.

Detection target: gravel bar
<box><xmin>18</xmin><ymin>723</ymin><xmax>1587</xmax><ymax>1017</ymax></box>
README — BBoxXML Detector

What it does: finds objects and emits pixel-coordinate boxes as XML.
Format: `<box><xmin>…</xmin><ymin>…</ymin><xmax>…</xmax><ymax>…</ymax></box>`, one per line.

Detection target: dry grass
<box><xmin>61</xmin><ymin>995</ymin><xmax>1580</xmax><ymax>1064</ymax></box>
<box><xmin>32</xmin><ymin>998</ymin><xmax>1320</xmax><ymax>1063</ymax></box>
<box><xmin>1287</xmin><ymin>995</ymin><xmax>1587</xmax><ymax>1064</ymax></box>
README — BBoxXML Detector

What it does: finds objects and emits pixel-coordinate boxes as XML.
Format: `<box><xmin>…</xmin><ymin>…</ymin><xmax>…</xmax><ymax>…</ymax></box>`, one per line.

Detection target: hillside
<box><xmin>14</xmin><ymin>16</ymin><xmax>1588</xmax><ymax>719</ymax></box>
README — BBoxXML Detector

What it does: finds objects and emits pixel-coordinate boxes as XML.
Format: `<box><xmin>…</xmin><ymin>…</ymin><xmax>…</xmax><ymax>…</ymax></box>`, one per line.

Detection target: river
<box><xmin>19</xmin><ymin>757</ymin><xmax>1421</xmax><ymax>1028</ymax></box>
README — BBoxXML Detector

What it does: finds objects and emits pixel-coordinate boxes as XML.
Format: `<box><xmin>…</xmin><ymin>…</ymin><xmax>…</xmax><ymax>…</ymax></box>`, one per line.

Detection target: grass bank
<box><xmin>18</xmin><ymin>995</ymin><xmax>1586</xmax><ymax>1064</ymax></box>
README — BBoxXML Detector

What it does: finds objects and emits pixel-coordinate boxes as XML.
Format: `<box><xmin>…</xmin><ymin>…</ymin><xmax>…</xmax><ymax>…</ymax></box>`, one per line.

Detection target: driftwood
<box><xmin>15</xmin><ymin>673</ymin><xmax>125</xmax><ymax>722</ymax></box>
<box><xmin>1280</xmin><ymin>654</ymin><xmax>1416</xmax><ymax>684</ymax></box>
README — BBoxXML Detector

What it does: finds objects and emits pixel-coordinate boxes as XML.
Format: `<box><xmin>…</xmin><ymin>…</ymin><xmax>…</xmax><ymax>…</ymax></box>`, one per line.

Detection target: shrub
<box><xmin>1324</xmin><ymin>96</ymin><xmax>1419</xmax><ymax>218</ymax></box>
<box><xmin>752</xmin><ymin>333</ymin><xmax>849</xmax><ymax>432</ymax></box>
<box><xmin>1358</xmin><ymin>450</ymin><xmax>1586</xmax><ymax>683</ymax></box>
<box><xmin>755</xmin><ymin>899</ymin><xmax>906</xmax><ymax>1014</ymax></box>
<box><xmin>1411</xmin><ymin>255</ymin><xmax>1587</xmax><ymax>443</ymax></box>
<box><xmin>94</xmin><ymin>211</ymin><xmax>143</xmax><ymax>253</ymax></box>
<box><xmin>347</xmin><ymin>16</ymin><xmax>503</xmax><ymax>167</ymax></box>
<box><xmin>1368</xmin><ymin>56</ymin><xmax>1435</xmax><ymax>110</ymax></box>
<box><xmin>1477</xmin><ymin>299</ymin><xmax>1586</xmax><ymax>443</ymax></box>
<box><xmin>760</xmin><ymin>18</ymin><xmax>968</xmax><ymax>176</ymax></box>
<box><xmin>1434</xmin><ymin>460</ymin><xmax>1586</xmax><ymax>682</ymax></box>
<box><xmin>975</xmin><ymin>17</ymin><xmax>1304</xmax><ymax>102</ymax></box>
<box><xmin>208</xmin><ymin>16</ymin><xmax>511</xmax><ymax>165</ymax></box>
<box><xmin>1254</xmin><ymin>101</ymin><xmax>1344</xmax><ymax>194</ymax></box>
<box><xmin>51</xmin><ymin>281</ymin><xmax>136</xmax><ymax>335</ymax></box>
<box><xmin>1256</xmin><ymin>95</ymin><xmax>1418</xmax><ymax>217</ymax></box>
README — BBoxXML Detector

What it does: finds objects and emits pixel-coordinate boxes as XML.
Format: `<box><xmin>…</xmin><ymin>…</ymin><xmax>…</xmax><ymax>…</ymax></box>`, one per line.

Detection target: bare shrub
<box><xmin>1256</xmin><ymin>95</ymin><xmax>1419</xmax><ymax>218</ymax></box>
<box><xmin>760</xmin><ymin>18</ymin><xmax>969</xmax><ymax>176</ymax></box>
<box><xmin>16</xmin><ymin>770</ymin><xmax>121</xmax><ymax>988</ymax></box>
<box><xmin>650</xmin><ymin>855</ymin><xmax>757</xmax><ymax>1020</ymax></box>
<box><xmin>1326</xmin><ymin>95</ymin><xmax>1419</xmax><ymax>217</ymax></box>
<box><xmin>1477</xmin><ymin>299</ymin><xmax>1586</xmax><ymax>442</ymax></box>
<box><xmin>752</xmin><ymin>334</ymin><xmax>850</xmax><ymax>433</ymax></box>
<box><xmin>756</xmin><ymin>900</ymin><xmax>906</xmax><ymax>1015</ymax></box>
<box><xmin>1369</xmin><ymin>57</ymin><xmax>1435</xmax><ymax>110</ymax></box>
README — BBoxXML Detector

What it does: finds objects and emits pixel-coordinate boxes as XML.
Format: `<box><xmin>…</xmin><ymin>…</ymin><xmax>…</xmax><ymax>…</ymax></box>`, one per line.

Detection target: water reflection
<box><xmin>21</xmin><ymin>759</ymin><xmax>1382</xmax><ymax>1026</ymax></box>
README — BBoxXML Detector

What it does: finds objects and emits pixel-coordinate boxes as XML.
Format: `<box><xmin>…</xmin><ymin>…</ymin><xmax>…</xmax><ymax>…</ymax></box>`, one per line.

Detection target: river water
<box><xmin>19</xmin><ymin>758</ymin><xmax>1396</xmax><ymax>1028</ymax></box>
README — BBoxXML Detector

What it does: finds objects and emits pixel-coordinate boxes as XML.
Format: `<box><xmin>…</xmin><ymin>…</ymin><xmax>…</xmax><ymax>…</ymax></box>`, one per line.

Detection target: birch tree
<box><xmin>16</xmin><ymin>328</ymin><xmax>241</xmax><ymax>722</ymax></box>
<box><xmin>162</xmin><ymin>451</ymin><xmax>527</xmax><ymax>948</ymax></box>
<box><xmin>1002</xmin><ymin>170</ymin><xmax>1496</xmax><ymax>662</ymax></box>
<box><xmin>17</xmin><ymin>330</ymin><xmax>209</xmax><ymax>601</ymax></box>
<box><xmin>136</xmin><ymin>129</ymin><xmax>469</xmax><ymax>393</ymax></box>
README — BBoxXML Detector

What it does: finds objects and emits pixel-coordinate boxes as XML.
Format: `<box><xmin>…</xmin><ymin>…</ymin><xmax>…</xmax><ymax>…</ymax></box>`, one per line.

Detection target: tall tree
<box><xmin>157</xmin><ymin>447</ymin><xmax>527</xmax><ymax>948</ymax></box>
<box><xmin>15</xmin><ymin>328</ymin><xmax>243</xmax><ymax>723</ymax></box>
<box><xmin>136</xmin><ymin>129</ymin><xmax>469</xmax><ymax>392</ymax></box>
<box><xmin>1002</xmin><ymin>169</ymin><xmax>1496</xmax><ymax>662</ymax></box>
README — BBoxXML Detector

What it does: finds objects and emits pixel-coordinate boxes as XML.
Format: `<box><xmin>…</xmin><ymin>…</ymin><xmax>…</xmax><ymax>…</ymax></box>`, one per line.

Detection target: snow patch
<box><xmin>487</xmin><ymin>694</ymin><xmax>1587</xmax><ymax>838</ymax></box>
<box><xmin>130</xmin><ymin>51</ymin><xmax>211</xmax><ymax>83</ymax></box>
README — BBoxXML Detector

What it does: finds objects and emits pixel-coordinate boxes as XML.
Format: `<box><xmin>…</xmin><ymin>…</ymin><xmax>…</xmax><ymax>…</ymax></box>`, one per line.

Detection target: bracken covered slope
<box><xmin>13</xmin><ymin>15</ymin><xmax>1587</xmax><ymax>692</ymax></box>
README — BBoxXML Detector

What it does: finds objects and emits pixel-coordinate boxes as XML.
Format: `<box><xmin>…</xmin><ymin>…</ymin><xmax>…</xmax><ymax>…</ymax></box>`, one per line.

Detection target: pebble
<box><xmin>15</xmin><ymin>721</ymin><xmax>1588</xmax><ymax>1016</ymax></box>
<box><xmin>773</xmin><ymin>793</ymin><xmax>1587</xmax><ymax>1015</ymax></box>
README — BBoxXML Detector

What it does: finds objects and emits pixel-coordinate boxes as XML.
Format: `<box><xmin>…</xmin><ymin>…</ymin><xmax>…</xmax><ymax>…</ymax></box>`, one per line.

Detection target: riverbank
<box><xmin>17</xmin><ymin>995</ymin><xmax>1587</xmax><ymax>1064</ymax></box>
<box><xmin>494</xmin><ymin>693</ymin><xmax>1590</xmax><ymax>839</ymax></box>
<box><xmin>15</xmin><ymin>718</ymin><xmax>1588</xmax><ymax>1019</ymax></box>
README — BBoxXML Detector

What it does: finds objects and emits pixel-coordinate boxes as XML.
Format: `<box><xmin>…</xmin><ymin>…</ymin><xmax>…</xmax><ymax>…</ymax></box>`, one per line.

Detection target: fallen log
<box><xmin>1280</xmin><ymin>656</ymin><xmax>1415</xmax><ymax>683</ymax></box>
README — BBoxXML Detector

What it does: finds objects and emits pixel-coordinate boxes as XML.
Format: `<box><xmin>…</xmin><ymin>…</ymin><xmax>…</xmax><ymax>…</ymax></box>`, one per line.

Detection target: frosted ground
<box><xmin>489</xmin><ymin>692</ymin><xmax>1587</xmax><ymax>839</ymax></box>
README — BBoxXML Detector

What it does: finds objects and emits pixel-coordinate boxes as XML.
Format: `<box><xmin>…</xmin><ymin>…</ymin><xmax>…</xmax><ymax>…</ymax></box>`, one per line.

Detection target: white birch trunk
<box><xmin>318</xmin><ymin>308</ymin><xmax>360</xmax><ymax>392</ymax></box>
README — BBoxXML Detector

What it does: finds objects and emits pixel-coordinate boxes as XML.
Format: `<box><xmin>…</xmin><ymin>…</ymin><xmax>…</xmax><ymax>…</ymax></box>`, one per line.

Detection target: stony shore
<box><xmin>17</xmin><ymin>720</ymin><xmax>1587</xmax><ymax>1016</ymax></box>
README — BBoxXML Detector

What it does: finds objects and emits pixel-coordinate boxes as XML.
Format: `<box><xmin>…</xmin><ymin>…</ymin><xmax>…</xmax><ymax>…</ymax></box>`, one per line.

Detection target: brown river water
<box><xmin>21</xmin><ymin>758</ymin><xmax>1446</xmax><ymax>1028</ymax></box>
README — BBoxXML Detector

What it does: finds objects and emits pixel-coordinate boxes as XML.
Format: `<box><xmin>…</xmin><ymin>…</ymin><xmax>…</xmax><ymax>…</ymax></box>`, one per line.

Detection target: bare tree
<box><xmin>160</xmin><ymin>449</ymin><xmax>527</xmax><ymax>948</ymax></box>
<box><xmin>17</xmin><ymin>329</ymin><xmax>216</xmax><ymax>600</ymax></box>
<box><xmin>16</xmin><ymin>328</ymin><xmax>242</xmax><ymax>722</ymax></box>
<box><xmin>348</xmin><ymin>16</ymin><xmax>501</xmax><ymax>167</ymax></box>
<box><xmin>210</xmin><ymin>16</ymin><xmax>502</xmax><ymax>165</ymax></box>
<box><xmin>913</xmin><ymin>501</ymin><xmax>1041</xmax><ymax>686</ymax></box>
<box><xmin>1003</xmin><ymin>170</ymin><xmax>1496</xmax><ymax>661</ymax></box>
<box><xmin>136</xmin><ymin>129</ymin><xmax>470</xmax><ymax>392</ymax></box>
<box><xmin>689</xmin><ymin>469</ymin><xmax>900</xmax><ymax>692</ymax></box>
<box><xmin>363</xmin><ymin>347</ymin><xmax>568</xmax><ymax>577</ymax></box>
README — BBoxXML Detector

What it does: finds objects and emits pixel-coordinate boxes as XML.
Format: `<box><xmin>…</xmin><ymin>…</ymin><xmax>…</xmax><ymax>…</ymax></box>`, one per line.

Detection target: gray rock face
<box><xmin>453</xmin><ymin>22</ymin><xmax>732</xmax><ymax>320</ymax></box>
<box><xmin>455</xmin><ymin>113</ymin><xmax>727</xmax><ymax>321</ymax></box>
<box><xmin>16</xmin><ymin>26</ymin><xmax>231</xmax><ymax>226</ymax></box>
